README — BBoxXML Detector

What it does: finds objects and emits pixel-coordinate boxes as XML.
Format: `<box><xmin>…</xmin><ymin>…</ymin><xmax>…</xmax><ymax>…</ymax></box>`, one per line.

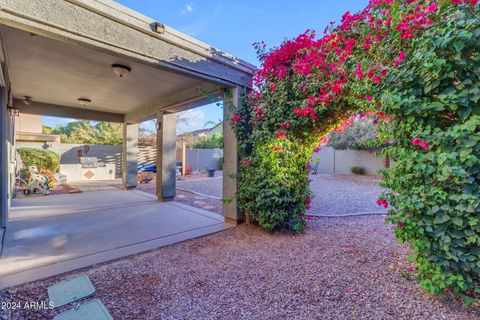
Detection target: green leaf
<box><xmin>452</xmin><ymin>217</ymin><xmax>463</xmax><ymax>226</ymax></box>
<box><xmin>434</xmin><ymin>214</ymin><xmax>450</xmax><ymax>224</ymax></box>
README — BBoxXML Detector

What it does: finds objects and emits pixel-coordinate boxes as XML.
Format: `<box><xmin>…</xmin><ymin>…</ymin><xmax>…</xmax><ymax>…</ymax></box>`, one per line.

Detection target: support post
<box><xmin>122</xmin><ymin>122</ymin><xmax>138</xmax><ymax>189</ymax></box>
<box><xmin>182</xmin><ymin>138</ymin><xmax>186</xmax><ymax>176</ymax></box>
<box><xmin>223</xmin><ymin>87</ymin><xmax>244</xmax><ymax>224</ymax></box>
<box><xmin>156</xmin><ymin>111</ymin><xmax>176</xmax><ymax>201</ymax></box>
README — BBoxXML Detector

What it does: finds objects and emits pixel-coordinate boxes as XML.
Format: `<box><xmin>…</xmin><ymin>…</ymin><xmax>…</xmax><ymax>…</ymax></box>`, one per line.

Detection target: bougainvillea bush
<box><xmin>230</xmin><ymin>0</ymin><xmax>479</xmax><ymax>302</ymax></box>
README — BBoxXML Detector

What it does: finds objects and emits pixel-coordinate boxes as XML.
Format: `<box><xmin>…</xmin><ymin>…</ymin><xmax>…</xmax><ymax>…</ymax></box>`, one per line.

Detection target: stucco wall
<box><xmin>311</xmin><ymin>146</ymin><xmax>384</xmax><ymax>175</ymax></box>
<box><xmin>15</xmin><ymin>113</ymin><xmax>42</xmax><ymax>133</ymax></box>
<box><xmin>16</xmin><ymin>142</ymin><xmax>122</xmax><ymax>178</ymax></box>
<box><xmin>185</xmin><ymin>148</ymin><xmax>223</xmax><ymax>171</ymax></box>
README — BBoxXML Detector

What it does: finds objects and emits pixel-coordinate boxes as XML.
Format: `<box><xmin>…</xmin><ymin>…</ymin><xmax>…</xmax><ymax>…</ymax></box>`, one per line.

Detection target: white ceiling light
<box><xmin>23</xmin><ymin>96</ymin><xmax>32</xmax><ymax>105</ymax></box>
<box><xmin>111</xmin><ymin>64</ymin><xmax>131</xmax><ymax>77</ymax></box>
<box><xmin>78</xmin><ymin>98</ymin><xmax>91</xmax><ymax>107</ymax></box>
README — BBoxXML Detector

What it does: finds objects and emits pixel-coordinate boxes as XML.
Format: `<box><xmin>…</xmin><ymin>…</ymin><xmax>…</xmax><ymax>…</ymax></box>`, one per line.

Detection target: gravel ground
<box><xmin>172</xmin><ymin>173</ymin><xmax>387</xmax><ymax>216</ymax></box>
<box><xmin>135</xmin><ymin>178</ymin><xmax>224</xmax><ymax>215</ymax></box>
<box><xmin>176</xmin><ymin>176</ymin><xmax>223</xmax><ymax>199</ymax></box>
<box><xmin>1</xmin><ymin>216</ymin><xmax>478</xmax><ymax>320</ymax></box>
<box><xmin>175</xmin><ymin>190</ymin><xmax>223</xmax><ymax>215</ymax></box>
<box><xmin>308</xmin><ymin>174</ymin><xmax>388</xmax><ymax>215</ymax></box>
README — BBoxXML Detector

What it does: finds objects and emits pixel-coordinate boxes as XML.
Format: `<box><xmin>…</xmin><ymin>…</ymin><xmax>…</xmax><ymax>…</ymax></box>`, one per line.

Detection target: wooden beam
<box><xmin>13</xmin><ymin>99</ymin><xmax>124</xmax><ymax>122</ymax></box>
<box><xmin>124</xmin><ymin>83</ymin><xmax>223</xmax><ymax>123</ymax></box>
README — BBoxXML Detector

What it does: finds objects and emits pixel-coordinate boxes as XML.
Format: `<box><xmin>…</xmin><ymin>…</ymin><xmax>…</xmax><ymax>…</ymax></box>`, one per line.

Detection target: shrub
<box><xmin>377</xmin><ymin>6</ymin><xmax>480</xmax><ymax>303</ymax></box>
<box><xmin>328</xmin><ymin>117</ymin><xmax>383</xmax><ymax>150</ymax></box>
<box><xmin>350</xmin><ymin>166</ymin><xmax>364</xmax><ymax>175</ymax></box>
<box><xmin>218</xmin><ymin>157</ymin><xmax>224</xmax><ymax>170</ymax></box>
<box><xmin>193</xmin><ymin>133</ymin><xmax>224</xmax><ymax>149</ymax></box>
<box><xmin>17</xmin><ymin>147</ymin><xmax>60</xmax><ymax>179</ymax></box>
<box><xmin>229</xmin><ymin>0</ymin><xmax>479</xmax><ymax>302</ymax></box>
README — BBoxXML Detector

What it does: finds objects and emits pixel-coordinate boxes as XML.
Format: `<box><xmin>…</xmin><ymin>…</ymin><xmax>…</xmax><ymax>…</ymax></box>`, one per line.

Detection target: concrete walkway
<box><xmin>0</xmin><ymin>190</ymin><xmax>231</xmax><ymax>289</ymax></box>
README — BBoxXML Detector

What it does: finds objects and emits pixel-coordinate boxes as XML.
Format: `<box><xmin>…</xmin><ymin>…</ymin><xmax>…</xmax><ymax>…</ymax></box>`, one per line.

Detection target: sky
<box><xmin>43</xmin><ymin>0</ymin><xmax>369</xmax><ymax>133</ymax></box>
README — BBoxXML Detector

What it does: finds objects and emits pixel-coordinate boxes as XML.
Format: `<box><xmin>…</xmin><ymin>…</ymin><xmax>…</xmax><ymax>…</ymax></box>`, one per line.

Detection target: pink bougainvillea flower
<box><xmin>230</xmin><ymin>114</ymin><xmax>241</xmax><ymax>124</ymax></box>
<box><xmin>411</xmin><ymin>137</ymin><xmax>421</xmax><ymax>145</ymax></box>
<box><xmin>355</xmin><ymin>63</ymin><xmax>364</xmax><ymax>79</ymax></box>
<box><xmin>304</xmin><ymin>197</ymin><xmax>312</xmax><ymax>209</ymax></box>
<box><xmin>275</xmin><ymin>130</ymin><xmax>286</xmax><ymax>139</ymax></box>
<box><xmin>273</xmin><ymin>146</ymin><xmax>283</xmax><ymax>152</ymax></box>
<box><xmin>275</xmin><ymin>65</ymin><xmax>289</xmax><ymax>79</ymax></box>
<box><xmin>424</xmin><ymin>2</ymin><xmax>439</xmax><ymax>14</ymax></box>
<box><xmin>366</xmin><ymin>95</ymin><xmax>374</xmax><ymax>101</ymax></box>
<box><xmin>419</xmin><ymin>141</ymin><xmax>430</xmax><ymax>149</ymax></box>
<box><xmin>241</xmin><ymin>158</ymin><xmax>253</xmax><ymax>166</ymax></box>
<box><xmin>307</xmin><ymin>95</ymin><xmax>317</xmax><ymax>106</ymax></box>
<box><xmin>376</xmin><ymin>199</ymin><xmax>389</xmax><ymax>208</ymax></box>
<box><xmin>393</xmin><ymin>50</ymin><xmax>407</xmax><ymax>67</ymax></box>
<box><xmin>397</xmin><ymin>221</ymin><xmax>405</xmax><ymax>228</ymax></box>
<box><xmin>451</xmin><ymin>0</ymin><xmax>477</xmax><ymax>5</ymax></box>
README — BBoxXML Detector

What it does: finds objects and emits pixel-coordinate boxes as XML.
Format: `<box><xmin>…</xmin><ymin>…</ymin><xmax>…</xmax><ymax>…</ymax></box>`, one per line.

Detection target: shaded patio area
<box><xmin>0</xmin><ymin>190</ymin><xmax>231</xmax><ymax>289</ymax></box>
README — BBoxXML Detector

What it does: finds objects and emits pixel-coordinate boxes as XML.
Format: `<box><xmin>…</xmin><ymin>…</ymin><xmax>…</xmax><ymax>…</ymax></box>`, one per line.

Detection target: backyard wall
<box><xmin>138</xmin><ymin>145</ymin><xmax>156</xmax><ymax>164</ymax></box>
<box><xmin>311</xmin><ymin>146</ymin><xmax>384</xmax><ymax>175</ymax></box>
<box><xmin>16</xmin><ymin>142</ymin><xmax>122</xmax><ymax>177</ymax></box>
<box><xmin>185</xmin><ymin>148</ymin><xmax>223</xmax><ymax>171</ymax></box>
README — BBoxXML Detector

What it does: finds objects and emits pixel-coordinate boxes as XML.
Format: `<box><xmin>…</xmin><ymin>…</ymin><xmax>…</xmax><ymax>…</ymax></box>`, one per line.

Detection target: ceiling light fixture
<box><xmin>111</xmin><ymin>64</ymin><xmax>131</xmax><ymax>77</ymax></box>
<box><xmin>153</xmin><ymin>22</ymin><xmax>165</xmax><ymax>34</ymax></box>
<box><xmin>78</xmin><ymin>98</ymin><xmax>92</xmax><ymax>106</ymax></box>
<box><xmin>23</xmin><ymin>96</ymin><xmax>32</xmax><ymax>105</ymax></box>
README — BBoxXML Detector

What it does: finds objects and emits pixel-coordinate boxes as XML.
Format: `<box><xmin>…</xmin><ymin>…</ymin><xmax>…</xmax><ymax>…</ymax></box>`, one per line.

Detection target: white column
<box><xmin>122</xmin><ymin>122</ymin><xmax>138</xmax><ymax>189</ymax></box>
<box><xmin>156</xmin><ymin>111</ymin><xmax>176</xmax><ymax>201</ymax></box>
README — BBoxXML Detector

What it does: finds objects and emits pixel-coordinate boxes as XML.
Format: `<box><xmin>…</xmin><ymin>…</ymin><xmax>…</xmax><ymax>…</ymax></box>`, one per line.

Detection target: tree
<box><xmin>42</xmin><ymin>125</ymin><xmax>53</xmax><ymax>134</ymax></box>
<box><xmin>52</xmin><ymin>120</ymin><xmax>123</xmax><ymax>145</ymax></box>
<box><xmin>327</xmin><ymin>117</ymin><xmax>383</xmax><ymax>150</ymax></box>
<box><xmin>193</xmin><ymin>133</ymin><xmax>224</xmax><ymax>149</ymax></box>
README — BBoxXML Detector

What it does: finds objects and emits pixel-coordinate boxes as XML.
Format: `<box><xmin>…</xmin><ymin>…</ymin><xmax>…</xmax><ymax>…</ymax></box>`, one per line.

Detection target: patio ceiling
<box><xmin>0</xmin><ymin>0</ymin><xmax>254</xmax><ymax>123</ymax></box>
<box><xmin>1</xmin><ymin>25</ymin><xmax>207</xmax><ymax>115</ymax></box>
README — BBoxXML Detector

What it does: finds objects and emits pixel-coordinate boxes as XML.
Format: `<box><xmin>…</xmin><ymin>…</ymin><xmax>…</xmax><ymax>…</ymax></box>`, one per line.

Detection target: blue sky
<box><xmin>43</xmin><ymin>0</ymin><xmax>369</xmax><ymax>133</ymax></box>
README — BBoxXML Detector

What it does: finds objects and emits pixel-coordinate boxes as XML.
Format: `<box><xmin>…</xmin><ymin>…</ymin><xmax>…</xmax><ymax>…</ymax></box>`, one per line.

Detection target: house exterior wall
<box><xmin>14</xmin><ymin>113</ymin><xmax>42</xmax><ymax>133</ymax></box>
<box><xmin>0</xmin><ymin>33</ymin><xmax>13</xmax><ymax>235</ymax></box>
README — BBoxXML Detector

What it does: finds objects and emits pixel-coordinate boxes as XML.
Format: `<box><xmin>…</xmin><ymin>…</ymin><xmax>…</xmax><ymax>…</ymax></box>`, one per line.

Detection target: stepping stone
<box><xmin>53</xmin><ymin>299</ymin><xmax>113</xmax><ymax>320</ymax></box>
<box><xmin>48</xmin><ymin>275</ymin><xmax>96</xmax><ymax>308</ymax></box>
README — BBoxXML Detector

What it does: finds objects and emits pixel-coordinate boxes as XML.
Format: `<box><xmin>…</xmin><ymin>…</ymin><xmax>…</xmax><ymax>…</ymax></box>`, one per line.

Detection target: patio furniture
<box><xmin>17</xmin><ymin>165</ymin><xmax>50</xmax><ymax>195</ymax></box>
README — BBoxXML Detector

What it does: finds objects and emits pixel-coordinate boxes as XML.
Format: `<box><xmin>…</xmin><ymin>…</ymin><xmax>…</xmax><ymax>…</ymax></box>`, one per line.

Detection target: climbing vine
<box><xmin>231</xmin><ymin>0</ymin><xmax>479</xmax><ymax>302</ymax></box>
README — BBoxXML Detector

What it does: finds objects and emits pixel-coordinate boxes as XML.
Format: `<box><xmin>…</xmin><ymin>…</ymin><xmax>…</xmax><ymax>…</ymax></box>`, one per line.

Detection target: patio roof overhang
<box><xmin>0</xmin><ymin>0</ymin><xmax>255</xmax><ymax>123</ymax></box>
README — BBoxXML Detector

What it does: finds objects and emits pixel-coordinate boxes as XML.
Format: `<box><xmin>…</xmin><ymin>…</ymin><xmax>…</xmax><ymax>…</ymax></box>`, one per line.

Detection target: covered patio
<box><xmin>0</xmin><ymin>0</ymin><xmax>254</xmax><ymax>287</ymax></box>
<box><xmin>0</xmin><ymin>190</ymin><xmax>229</xmax><ymax>289</ymax></box>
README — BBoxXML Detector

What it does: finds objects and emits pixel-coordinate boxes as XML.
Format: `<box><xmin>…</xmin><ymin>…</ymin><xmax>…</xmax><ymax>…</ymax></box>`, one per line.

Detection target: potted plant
<box><xmin>207</xmin><ymin>167</ymin><xmax>216</xmax><ymax>177</ymax></box>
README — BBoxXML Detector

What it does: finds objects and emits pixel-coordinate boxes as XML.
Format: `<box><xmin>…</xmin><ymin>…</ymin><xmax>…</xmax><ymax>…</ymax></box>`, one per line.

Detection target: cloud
<box><xmin>181</xmin><ymin>4</ymin><xmax>194</xmax><ymax>15</ymax></box>
<box><xmin>177</xmin><ymin>109</ymin><xmax>205</xmax><ymax>133</ymax></box>
<box><xmin>179</xmin><ymin>5</ymin><xmax>222</xmax><ymax>36</ymax></box>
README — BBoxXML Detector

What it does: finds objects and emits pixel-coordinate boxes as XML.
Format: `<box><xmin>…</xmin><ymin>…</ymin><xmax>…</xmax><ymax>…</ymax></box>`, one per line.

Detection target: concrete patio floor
<box><xmin>0</xmin><ymin>190</ymin><xmax>231</xmax><ymax>289</ymax></box>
